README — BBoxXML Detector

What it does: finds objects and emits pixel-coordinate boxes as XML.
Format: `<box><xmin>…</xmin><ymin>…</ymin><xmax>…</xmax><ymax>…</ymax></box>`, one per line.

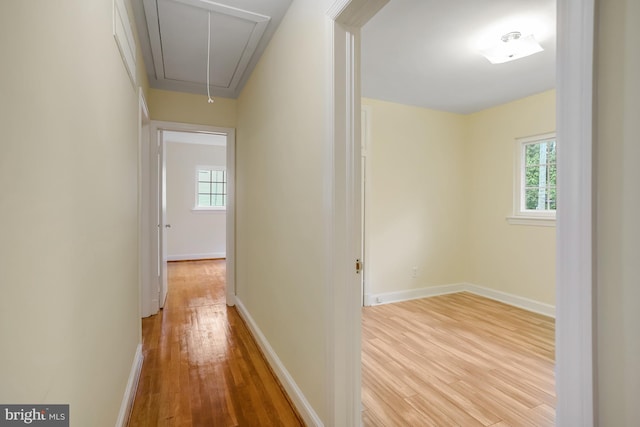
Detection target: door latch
<box><xmin>356</xmin><ymin>259</ymin><xmax>362</xmax><ymax>274</ymax></box>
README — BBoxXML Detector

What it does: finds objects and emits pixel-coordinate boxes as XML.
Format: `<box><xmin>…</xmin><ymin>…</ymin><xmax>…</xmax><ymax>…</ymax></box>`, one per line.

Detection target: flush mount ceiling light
<box><xmin>480</xmin><ymin>31</ymin><xmax>544</xmax><ymax>64</ymax></box>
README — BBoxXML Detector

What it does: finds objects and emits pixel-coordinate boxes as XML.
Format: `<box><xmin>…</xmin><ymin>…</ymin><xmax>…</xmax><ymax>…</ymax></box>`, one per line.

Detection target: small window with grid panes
<box><xmin>196</xmin><ymin>168</ymin><xmax>226</xmax><ymax>209</ymax></box>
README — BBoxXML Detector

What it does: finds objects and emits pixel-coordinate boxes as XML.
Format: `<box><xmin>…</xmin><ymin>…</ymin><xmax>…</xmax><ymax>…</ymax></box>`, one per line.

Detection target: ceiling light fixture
<box><xmin>206</xmin><ymin>12</ymin><xmax>214</xmax><ymax>104</ymax></box>
<box><xmin>480</xmin><ymin>31</ymin><xmax>544</xmax><ymax>64</ymax></box>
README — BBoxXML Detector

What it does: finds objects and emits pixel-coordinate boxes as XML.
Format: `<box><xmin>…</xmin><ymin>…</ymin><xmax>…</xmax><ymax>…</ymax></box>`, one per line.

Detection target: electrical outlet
<box><xmin>411</xmin><ymin>266</ymin><xmax>418</xmax><ymax>278</ymax></box>
<box><xmin>376</xmin><ymin>297</ymin><xmax>382</xmax><ymax>304</ymax></box>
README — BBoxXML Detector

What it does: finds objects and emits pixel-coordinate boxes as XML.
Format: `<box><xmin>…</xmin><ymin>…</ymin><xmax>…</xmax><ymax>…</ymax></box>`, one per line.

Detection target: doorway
<box><xmin>328</xmin><ymin>0</ymin><xmax>595</xmax><ymax>424</ymax></box>
<box><xmin>141</xmin><ymin>121</ymin><xmax>236</xmax><ymax>319</ymax></box>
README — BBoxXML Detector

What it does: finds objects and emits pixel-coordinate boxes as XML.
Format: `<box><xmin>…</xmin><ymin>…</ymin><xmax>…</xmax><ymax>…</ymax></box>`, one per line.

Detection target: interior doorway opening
<box><xmin>328</xmin><ymin>0</ymin><xmax>595</xmax><ymax>424</ymax></box>
<box><xmin>140</xmin><ymin>121</ymin><xmax>236</xmax><ymax>320</ymax></box>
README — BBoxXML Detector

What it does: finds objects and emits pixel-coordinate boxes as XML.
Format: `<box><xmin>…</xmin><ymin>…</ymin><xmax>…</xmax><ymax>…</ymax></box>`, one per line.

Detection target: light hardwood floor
<box><xmin>128</xmin><ymin>260</ymin><xmax>303</xmax><ymax>427</ymax></box>
<box><xmin>361</xmin><ymin>292</ymin><xmax>556</xmax><ymax>427</ymax></box>
<box><xmin>129</xmin><ymin>261</ymin><xmax>554</xmax><ymax>426</ymax></box>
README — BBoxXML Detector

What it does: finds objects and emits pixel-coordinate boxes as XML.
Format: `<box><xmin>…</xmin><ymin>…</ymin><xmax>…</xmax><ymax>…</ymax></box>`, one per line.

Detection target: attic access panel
<box><xmin>143</xmin><ymin>0</ymin><xmax>270</xmax><ymax>95</ymax></box>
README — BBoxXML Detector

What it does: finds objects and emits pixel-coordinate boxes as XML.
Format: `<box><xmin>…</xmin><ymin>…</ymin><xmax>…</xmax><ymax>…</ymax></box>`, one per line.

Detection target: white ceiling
<box><xmin>133</xmin><ymin>0</ymin><xmax>555</xmax><ymax>114</ymax></box>
<box><xmin>362</xmin><ymin>0</ymin><xmax>556</xmax><ymax>114</ymax></box>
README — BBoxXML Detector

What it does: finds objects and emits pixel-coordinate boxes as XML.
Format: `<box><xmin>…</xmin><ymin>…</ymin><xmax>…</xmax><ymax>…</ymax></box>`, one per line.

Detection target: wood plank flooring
<box><xmin>128</xmin><ymin>260</ymin><xmax>303</xmax><ymax>427</ymax></box>
<box><xmin>129</xmin><ymin>261</ymin><xmax>554</xmax><ymax>426</ymax></box>
<box><xmin>361</xmin><ymin>292</ymin><xmax>556</xmax><ymax>427</ymax></box>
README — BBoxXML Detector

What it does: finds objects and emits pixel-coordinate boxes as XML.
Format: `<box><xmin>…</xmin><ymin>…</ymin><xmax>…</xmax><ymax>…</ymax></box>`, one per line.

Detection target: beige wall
<box><xmin>467</xmin><ymin>90</ymin><xmax>556</xmax><ymax>305</ymax></box>
<box><xmin>363</xmin><ymin>91</ymin><xmax>556</xmax><ymax>306</ymax></box>
<box><xmin>235</xmin><ymin>0</ymin><xmax>329</xmax><ymax>420</ymax></box>
<box><xmin>165</xmin><ymin>142</ymin><xmax>227</xmax><ymax>259</ymax></box>
<box><xmin>595</xmin><ymin>0</ymin><xmax>640</xmax><ymax>424</ymax></box>
<box><xmin>148</xmin><ymin>88</ymin><xmax>237</xmax><ymax>128</ymax></box>
<box><xmin>0</xmin><ymin>1</ymin><xmax>140</xmax><ymax>425</ymax></box>
<box><xmin>362</xmin><ymin>98</ymin><xmax>468</xmax><ymax>294</ymax></box>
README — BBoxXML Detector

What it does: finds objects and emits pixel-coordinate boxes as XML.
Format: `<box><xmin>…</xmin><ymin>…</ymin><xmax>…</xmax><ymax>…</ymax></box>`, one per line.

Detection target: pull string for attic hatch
<box><xmin>207</xmin><ymin>11</ymin><xmax>214</xmax><ymax>103</ymax></box>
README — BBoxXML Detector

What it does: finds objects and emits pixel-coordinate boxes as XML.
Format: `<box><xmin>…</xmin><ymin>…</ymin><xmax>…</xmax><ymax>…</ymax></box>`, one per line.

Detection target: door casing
<box><xmin>142</xmin><ymin>120</ymin><xmax>236</xmax><ymax>315</ymax></box>
<box><xmin>326</xmin><ymin>0</ymin><xmax>596</xmax><ymax>425</ymax></box>
<box><xmin>138</xmin><ymin>88</ymin><xmax>154</xmax><ymax>318</ymax></box>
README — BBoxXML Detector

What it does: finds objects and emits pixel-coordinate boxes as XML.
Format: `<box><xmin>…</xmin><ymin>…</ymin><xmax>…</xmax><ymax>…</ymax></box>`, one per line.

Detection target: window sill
<box><xmin>192</xmin><ymin>207</ymin><xmax>226</xmax><ymax>213</ymax></box>
<box><xmin>506</xmin><ymin>215</ymin><xmax>556</xmax><ymax>227</ymax></box>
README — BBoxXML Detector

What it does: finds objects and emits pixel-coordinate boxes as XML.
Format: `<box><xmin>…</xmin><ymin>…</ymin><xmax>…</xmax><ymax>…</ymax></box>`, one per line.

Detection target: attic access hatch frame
<box><xmin>140</xmin><ymin>0</ymin><xmax>270</xmax><ymax>96</ymax></box>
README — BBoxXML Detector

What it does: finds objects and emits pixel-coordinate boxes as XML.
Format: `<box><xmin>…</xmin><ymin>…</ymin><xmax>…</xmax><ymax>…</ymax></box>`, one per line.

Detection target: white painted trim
<box><xmin>113</xmin><ymin>0</ymin><xmax>137</xmax><ymax>87</ymax></box>
<box><xmin>365</xmin><ymin>283</ymin><xmax>466</xmax><ymax>306</ymax></box>
<box><xmin>325</xmin><ymin>16</ymin><xmax>361</xmax><ymax>427</ymax></box>
<box><xmin>327</xmin><ymin>0</ymin><xmax>389</xmax><ymax>27</ymax></box>
<box><xmin>506</xmin><ymin>216</ymin><xmax>556</xmax><ymax>227</ymax></box>
<box><xmin>367</xmin><ymin>283</ymin><xmax>555</xmax><ymax>318</ymax></box>
<box><xmin>555</xmin><ymin>0</ymin><xmax>595</xmax><ymax>425</ymax></box>
<box><xmin>512</xmin><ymin>132</ymin><xmax>557</xmax><ymax>220</ymax></box>
<box><xmin>150</xmin><ymin>120</ymin><xmax>236</xmax><ymax>307</ymax></box>
<box><xmin>191</xmin><ymin>207</ymin><xmax>226</xmax><ymax>213</ymax></box>
<box><xmin>116</xmin><ymin>344</ymin><xmax>143</xmax><ymax>427</ymax></box>
<box><xmin>234</xmin><ymin>298</ymin><xmax>323</xmax><ymax>427</ymax></box>
<box><xmin>466</xmin><ymin>284</ymin><xmax>556</xmax><ymax>318</ymax></box>
<box><xmin>326</xmin><ymin>2</ymin><xmax>388</xmax><ymax>426</ymax></box>
<box><xmin>138</xmin><ymin>88</ymin><xmax>155</xmax><ymax>318</ymax></box>
<box><xmin>167</xmin><ymin>253</ymin><xmax>225</xmax><ymax>261</ymax></box>
<box><xmin>361</xmin><ymin>105</ymin><xmax>372</xmax><ymax>306</ymax></box>
<box><xmin>225</xmin><ymin>128</ymin><xmax>236</xmax><ymax>307</ymax></box>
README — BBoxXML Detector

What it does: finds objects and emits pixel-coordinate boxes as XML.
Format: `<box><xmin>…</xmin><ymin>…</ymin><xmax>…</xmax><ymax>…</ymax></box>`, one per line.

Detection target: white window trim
<box><xmin>191</xmin><ymin>207</ymin><xmax>226</xmax><ymax>212</ymax></box>
<box><xmin>508</xmin><ymin>132</ymin><xmax>556</xmax><ymax>226</ymax></box>
<box><xmin>193</xmin><ymin>165</ymin><xmax>227</xmax><ymax>211</ymax></box>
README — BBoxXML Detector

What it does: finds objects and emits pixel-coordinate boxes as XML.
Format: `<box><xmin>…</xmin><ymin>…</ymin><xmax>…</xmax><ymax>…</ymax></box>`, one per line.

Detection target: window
<box><xmin>522</xmin><ymin>136</ymin><xmax>556</xmax><ymax>211</ymax></box>
<box><xmin>195</xmin><ymin>168</ymin><xmax>226</xmax><ymax>210</ymax></box>
<box><xmin>509</xmin><ymin>133</ymin><xmax>556</xmax><ymax>226</ymax></box>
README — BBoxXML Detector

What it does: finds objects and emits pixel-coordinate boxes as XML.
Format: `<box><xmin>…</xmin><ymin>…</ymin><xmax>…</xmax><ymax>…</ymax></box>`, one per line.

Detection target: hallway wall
<box><xmin>148</xmin><ymin>88</ymin><xmax>237</xmax><ymax>128</ymax></box>
<box><xmin>595</xmin><ymin>0</ymin><xmax>640</xmax><ymax>423</ymax></box>
<box><xmin>235</xmin><ymin>0</ymin><xmax>330</xmax><ymax>422</ymax></box>
<box><xmin>0</xmin><ymin>1</ymin><xmax>144</xmax><ymax>425</ymax></box>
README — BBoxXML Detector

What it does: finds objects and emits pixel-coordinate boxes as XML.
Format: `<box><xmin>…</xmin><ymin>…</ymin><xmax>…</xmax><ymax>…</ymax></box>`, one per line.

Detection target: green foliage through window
<box><xmin>523</xmin><ymin>139</ymin><xmax>556</xmax><ymax>211</ymax></box>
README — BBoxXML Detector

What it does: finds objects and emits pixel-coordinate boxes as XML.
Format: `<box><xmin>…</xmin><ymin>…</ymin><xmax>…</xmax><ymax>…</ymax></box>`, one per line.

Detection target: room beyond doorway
<box><xmin>140</xmin><ymin>121</ymin><xmax>236</xmax><ymax>320</ymax></box>
<box><xmin>164</xmin><ymin>131</ymin><xmax>228</xmax><ymax>262</ymax></box>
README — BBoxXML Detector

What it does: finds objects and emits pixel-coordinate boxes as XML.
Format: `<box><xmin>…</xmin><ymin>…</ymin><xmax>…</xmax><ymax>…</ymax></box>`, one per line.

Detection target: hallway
<box><xmin>129</xmin><ymin>260</ymin><xmax>303</xmax><ymax>426</ymax></box>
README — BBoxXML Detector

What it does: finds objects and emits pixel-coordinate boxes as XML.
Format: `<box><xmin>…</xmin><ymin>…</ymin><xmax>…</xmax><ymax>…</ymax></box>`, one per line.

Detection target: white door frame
<box><xmin>555</xmin><ymin>0</ymin><xmax>595</xmax><ymax>424</ymax></box>
<box><xmin>361</xmin><ymin>105</ymin><xmax>372</xmax><ymax>306</ymax></box>
<box><xmin>138</xmin><ymin>88</ymin><xmax>154</xmax><ymax>318</ymax></box>
<box><xmin>326</xmin><ymin>1</ymin><xmax>388</xmax><ymax>425</ymax></box>
<box><xmin>326</xmin><ymin>0</ymin><xmax>595</xmax><ymax>425</ymax></box>
<box><xmin>144</xmin><ymin>120</ymin><xmax>236</xmax><ymax>311</ymax></box>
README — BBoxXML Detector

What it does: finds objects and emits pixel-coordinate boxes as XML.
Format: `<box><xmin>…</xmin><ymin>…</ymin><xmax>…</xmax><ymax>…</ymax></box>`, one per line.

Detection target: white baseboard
<box><xmin>116</xmin><ymin>344</ymin><xmax>143</xmax><ymax>427</ymax></box>
<box><xmin>234</xmin><ymin>298</ymin><xmax>323</xmax><ymax>427</ymax></box>
<box><xmin>365</xmin><ymin>283</ymin><xmax>467</xmax><ymax>306</ymax></box>
<box><xmin>367</xmin><ymin>283</ymin><xmax>555</xmax><ymax>318</ymax></box>
<box><xmin>167</xmin><ymin>252</ymin><xmax>226</xmax><ymax>261</ymax></box>
<box><xmin>465</xmin><ymin>283</ymin><xmax>556</xmax><ymax>318</ymax></box>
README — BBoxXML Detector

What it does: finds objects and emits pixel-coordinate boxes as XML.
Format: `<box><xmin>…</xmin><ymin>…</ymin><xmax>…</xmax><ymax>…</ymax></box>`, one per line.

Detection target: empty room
<box><xmin>360</xmin><ymin>0</ymin><xmax>557</xmax><ymax>425</ymax></box>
